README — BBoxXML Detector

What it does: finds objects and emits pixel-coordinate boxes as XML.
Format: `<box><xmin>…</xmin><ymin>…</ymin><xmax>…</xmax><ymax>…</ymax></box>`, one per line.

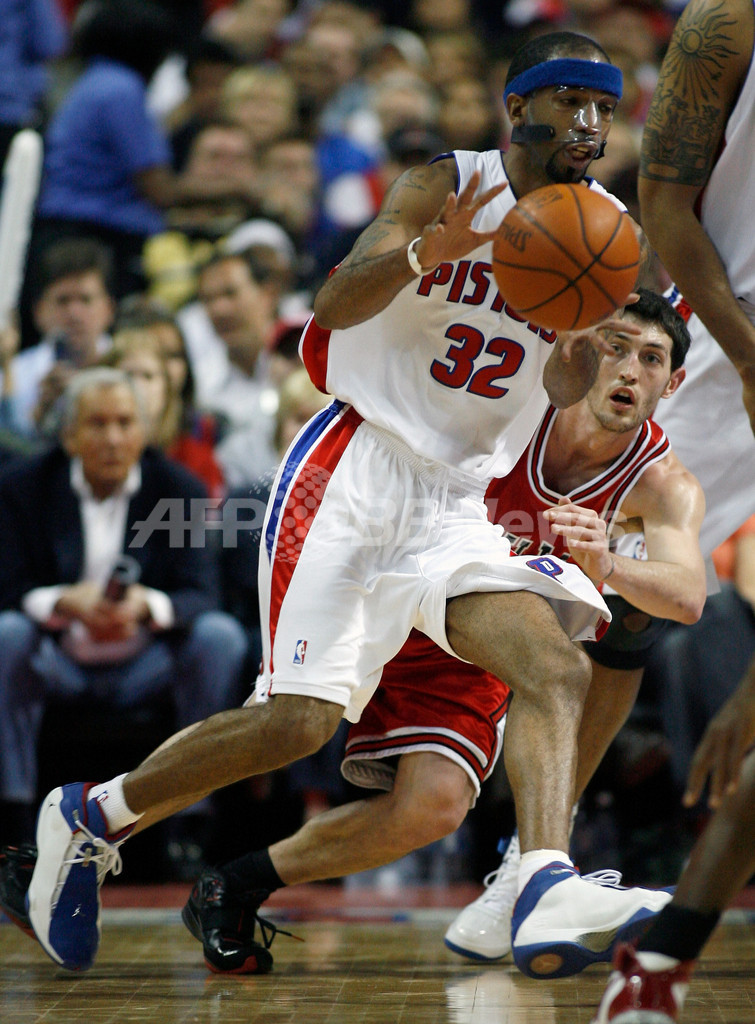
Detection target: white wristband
<box><xmin>407</xmin><ymin>237</ymin><xmax>438</xmax><ymax>276</ymax></box>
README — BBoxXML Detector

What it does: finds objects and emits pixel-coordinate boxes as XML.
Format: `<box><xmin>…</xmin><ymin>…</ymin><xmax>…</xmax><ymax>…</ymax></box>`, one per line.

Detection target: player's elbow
<box><xmin>313</xmin><ymin>279</ymin><xmax>354</xmax><ymax>330</ymax></box>
<box><xmin>676</xmin><ymin>589</ymin><xmax>706</xmax><ymax>625</ymax></box>
<box><xmin>312</xmin><ymin>289</ymin><xmax>340</xmax><ymax>329</ymax></box>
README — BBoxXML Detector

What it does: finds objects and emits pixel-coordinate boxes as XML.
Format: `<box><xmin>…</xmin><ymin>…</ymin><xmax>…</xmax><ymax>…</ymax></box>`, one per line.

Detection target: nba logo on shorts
<box><xmin>293</xmin><ymin>639</ymin><xmax>308</xmax><ymax>664</ymax></box>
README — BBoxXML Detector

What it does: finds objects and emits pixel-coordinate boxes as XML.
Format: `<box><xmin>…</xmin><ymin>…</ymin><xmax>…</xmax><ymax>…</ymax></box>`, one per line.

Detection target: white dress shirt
<box><xmin>22</xmin><ymin>459</ymin><xmax>174</xmax><ymax>663</ymax></box>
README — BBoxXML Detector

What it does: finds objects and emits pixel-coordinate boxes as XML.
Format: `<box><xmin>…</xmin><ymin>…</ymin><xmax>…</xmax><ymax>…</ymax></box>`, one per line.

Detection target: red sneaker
<box><xmin>592</xmin><ymin>943</ymin><xmax>694</xmax><ymax>1022</ymax></box>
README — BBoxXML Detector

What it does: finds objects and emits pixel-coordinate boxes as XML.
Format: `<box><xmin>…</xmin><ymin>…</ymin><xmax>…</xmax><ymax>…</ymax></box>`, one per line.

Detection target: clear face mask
<box><xmin>548</xmin><ymin>91</ymin><xmax>608</xmax><ymax>155</ymax></box>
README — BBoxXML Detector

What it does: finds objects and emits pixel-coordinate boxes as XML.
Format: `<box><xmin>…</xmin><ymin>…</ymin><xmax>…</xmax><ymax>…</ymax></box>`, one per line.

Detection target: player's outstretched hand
<box><xmin>415</xmin><ymin>170</ymin><xmax>508</xmax><ymax>269</ymax></box>
<box><xmin>543</xmin><ymin>498</ymin><xmax>613</xmax><ymax>582</ymax></box>
<box><xmin>683</xmin><ymin>654</ymin><xmax>755</xmax><ymax>809</ymax></box>
<box><xmin>544</xmin><ymin>300</ymin><xmax>643</xmax><ymax>408</ymax></box>
<box><xmin>557</xmin><ymin>296</ymin><xmax>642</xmax><ymax>363</ymax></box>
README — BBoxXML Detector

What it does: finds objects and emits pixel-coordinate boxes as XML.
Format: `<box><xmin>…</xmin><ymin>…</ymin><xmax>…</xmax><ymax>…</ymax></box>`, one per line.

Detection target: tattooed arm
<box><xmin>638</xmin><ymin>0</ymin><xmax>755</xmax><ymax>432</ymax></box>
<box><xmin>313</xmin><ymin>159</ymin><xmax>507</xmax><ymax>330</ymax></box>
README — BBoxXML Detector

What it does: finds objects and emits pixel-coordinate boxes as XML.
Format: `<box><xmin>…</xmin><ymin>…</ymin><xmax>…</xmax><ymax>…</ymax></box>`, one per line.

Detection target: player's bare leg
<box><xmin>574</xmin><ymin>663</ymin><xmax>644</xmax><ymax>799</ymax></box>
<box><xmin>270</xmin><ymin>752</ymin><xmax>473</xmax><ymax>883</ymax></box>
<box><xmin>26</xmin><ymin>694</ymin><xmax>344</xmax><ymax>968</ymax></box>
<box><xmin>446</xmin><ymin>589</ymin><xmax>587</xmax><ymax>854</ymax></box>
<box><xmin>177</xmin><ymin>751</ymin><xmax>476</xmax><ymax>974</ymax></box>
<box><xmin>446</xmin><ymin>590</ymin><xmax>672</xmax><ymax>977</ymax></box>
<box><xmin>123</xmin><ymin>696</ymin><xmax>344</xmax><ymax>819</ymax></box>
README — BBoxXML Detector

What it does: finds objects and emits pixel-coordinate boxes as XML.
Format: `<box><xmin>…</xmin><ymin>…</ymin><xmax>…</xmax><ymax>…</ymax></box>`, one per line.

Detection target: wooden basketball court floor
<box><xmin>2</xmin><ymin>883</ymin><xmax>753</xmax><ymax>1023</ymax></box>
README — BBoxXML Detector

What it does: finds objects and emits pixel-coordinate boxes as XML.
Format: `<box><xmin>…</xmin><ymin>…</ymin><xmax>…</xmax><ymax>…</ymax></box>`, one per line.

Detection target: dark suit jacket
<box><xmin>0</xmin><ymin>445</ymin><xmax>221</xmax><ymax>628</ymax></box>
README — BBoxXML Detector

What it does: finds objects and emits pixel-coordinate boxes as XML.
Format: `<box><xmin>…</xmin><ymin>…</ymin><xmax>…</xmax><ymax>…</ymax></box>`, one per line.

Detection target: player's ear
<box><xmin>662</xmin><ymin>367</ymin><xmax>685</xmax><ymax>398</ymax></box>
<box><xmin>506</xmin><ymin>93</ymin><xmax>527</xmax><ymax>126</ymax></box>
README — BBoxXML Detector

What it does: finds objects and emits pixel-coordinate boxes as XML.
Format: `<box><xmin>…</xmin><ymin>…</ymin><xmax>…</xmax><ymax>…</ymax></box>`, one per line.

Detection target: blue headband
<box><xmin>504</xmin><ymin>58</ymin><xmax>623</xmax><ymax>101</ymax></box>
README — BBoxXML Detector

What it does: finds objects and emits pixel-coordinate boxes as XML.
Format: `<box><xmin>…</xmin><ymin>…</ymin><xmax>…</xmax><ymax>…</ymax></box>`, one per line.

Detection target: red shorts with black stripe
<box><xmin>341</xmin><ymin>629</ymin><xmax>511</xmax><ymax>805</ymax></box>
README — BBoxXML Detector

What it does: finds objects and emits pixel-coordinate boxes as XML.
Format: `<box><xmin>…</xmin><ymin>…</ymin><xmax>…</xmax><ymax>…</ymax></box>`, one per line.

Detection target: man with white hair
<box><xmin>0</xmin><ymin>368</ymin><xmax>248</xmax><ymax>851</ymax></box>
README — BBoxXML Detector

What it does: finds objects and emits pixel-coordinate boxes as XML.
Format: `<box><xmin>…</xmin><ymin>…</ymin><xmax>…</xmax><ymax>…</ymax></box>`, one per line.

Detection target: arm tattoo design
<box><xmin>641</xmin><ymin>1</ymin><xmax>739</xmax><ymax>184</ymax></box>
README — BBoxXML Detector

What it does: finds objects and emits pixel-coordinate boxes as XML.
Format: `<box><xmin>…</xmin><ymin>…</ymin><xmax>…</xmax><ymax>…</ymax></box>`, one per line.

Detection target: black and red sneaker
<box><xmin>182</xmin><ymin>869</ymin><xmax>295</xmax><ymax>974</ymax></box>
<box><xmin>0</xmin><ymin>843</ymin><xmax>37</xmax><ymax>938</ymax></box>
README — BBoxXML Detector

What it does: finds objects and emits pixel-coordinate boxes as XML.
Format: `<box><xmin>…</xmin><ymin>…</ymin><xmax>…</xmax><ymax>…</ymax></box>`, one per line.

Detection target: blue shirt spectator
<box><xmin>0</xmin><ymin>0</ymin><xmax>67</xmax><ymax>130</ymax></box>
<box><xmin>38</xmin><ymin>58</ymin><xmax>171</xmax><ymax>236</ymax></box>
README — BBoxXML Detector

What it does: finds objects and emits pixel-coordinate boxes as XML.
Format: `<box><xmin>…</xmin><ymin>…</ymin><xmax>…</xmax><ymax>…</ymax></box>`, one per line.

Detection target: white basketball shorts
<box><xmin>255</xmin><ymin>401</ymin><xmax>610</xmax><ymax>722</ymax></box>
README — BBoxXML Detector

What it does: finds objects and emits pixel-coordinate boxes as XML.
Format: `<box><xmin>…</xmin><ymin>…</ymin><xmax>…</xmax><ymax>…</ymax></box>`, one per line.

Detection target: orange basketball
<box><xmin>492</xmin><ymin>183</ymin><xmax>640</xmax><ymax>331</ymax></box>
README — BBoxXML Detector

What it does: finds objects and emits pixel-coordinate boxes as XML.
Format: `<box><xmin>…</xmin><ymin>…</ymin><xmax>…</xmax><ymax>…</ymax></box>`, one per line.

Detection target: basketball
<box><xmin>492</xmin><ymin>184</ymin><xmax>640</xmax><ymax>331</ymax></box>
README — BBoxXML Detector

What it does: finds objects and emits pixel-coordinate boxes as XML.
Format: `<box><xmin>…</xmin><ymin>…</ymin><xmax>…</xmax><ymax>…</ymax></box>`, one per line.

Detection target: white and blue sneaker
<box><xmin>511</xmin><ymin>861</ymin><xmax>673</xmax><ymax>979</ymax></box>
<box><xmin>444</xmin><ymin>834</ymin><xmax>520</xmax><ymax>961</ymax></box>
<box><xmin>27</xmin><ymin>784</ymin><xmax>131</xmax><ymax>971</ymax></box>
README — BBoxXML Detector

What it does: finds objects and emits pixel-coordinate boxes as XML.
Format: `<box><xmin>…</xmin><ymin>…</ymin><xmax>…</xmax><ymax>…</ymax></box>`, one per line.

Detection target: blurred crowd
<box><xmin>0</xmin><ymin>0</ymin><xmax>750</xmax><ymax>886</ymax></box>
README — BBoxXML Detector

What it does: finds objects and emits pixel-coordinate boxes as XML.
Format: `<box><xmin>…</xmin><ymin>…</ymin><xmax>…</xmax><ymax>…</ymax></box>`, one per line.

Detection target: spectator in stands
<box><xmin>180</xmin><ymin>249</ymin><xmax>280</xmax><ymax>487</ymax></box>
<box><xmin>223</xmin><ymin>218</ymin><xmax>303</xmax><ymax>315</ymax></box>
<box><xmin>409</xmin><ymin>0</ymin><xmax>484</xmax><ymax>36</ymax></box>
<box><xmin>253</xmin><ymin>135</ymin><xmax>327</xmax><ymax>289</ymax></box>
<box><xmin>164</xmin><ymin>120</ymin><xmax>259</xmax><ymax>241</ymax></box>
<box><xmin>166</xmin><ymin>35</ymin><xmax>241</xmax><ymax>171</ymax></box>
<box><xmin>205</xmin><ymin>0</ymin><xmax>292</xmax><ymax>63</ymax></box>
<box><xmin>367</xmin><ymin>68</ymin><xmax>441</xmax><ymax>144</ymax></box>
<box><xmin>25</xmin><ymin>0</ymin><xmax>258</xmax><ymax>306</ymax></box>
<box><xmin>220</xmin><ymin>64</ymin><xmax>300</xmax><ymax>156</ymax></box>
<box><xmin>281</xmin><ymin>29</ymin><xmax>380</xmax><ymax>183</ymax></box>
<box><xmin>252</xmin><ymin>132</ymin><xmax>378</xmax><ymax>292</ymax></box>
<box><xmin>1</xmin><ymin>238</ymin><xmax>115</xmax><ymax>439</ymax></box>
<box><xmin>102</xmin><ymin>321</ymin><xmax>225</xmax><ymax>497</ymax></box>
<box><xmin>0</xmin><ymin>0</ymin><xmax>67</xmax><ymax>166</ymax></box>
<box><xmin>0</xmin><ymin>367</ymin><xmax>248</xmax><ymax>849</ymax></box>
<box><xmin>437</xmin><ymin>76</ymin><xmax>501</xmax><ymax>153</ymax></box>
<box><xmin>424</xmin><ymin>30</ymin><xmax>489</xmax><ymax>91</ymax></box>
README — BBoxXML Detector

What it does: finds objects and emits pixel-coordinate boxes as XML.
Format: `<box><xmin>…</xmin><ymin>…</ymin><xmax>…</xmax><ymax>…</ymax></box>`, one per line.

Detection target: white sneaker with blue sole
<box><xmin>511</xmin><ymin>861</ymin><xmax>673</xmax><ymax>979</ymax></box>
<box><xmin>27</xmin><ymin>783</ymin><xmax>128</xmax><ymax>971</ymax></box>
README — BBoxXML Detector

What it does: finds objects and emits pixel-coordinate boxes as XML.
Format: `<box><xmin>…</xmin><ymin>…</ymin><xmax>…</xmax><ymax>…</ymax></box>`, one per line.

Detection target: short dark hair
<box><xmin>73</xmin><ymin>0</ymin><xmax>178</xmax><ymax>81</ymax></box>
<box><xmin>185</xmin><ymin>35</ymin><xmax>241</xmax><ymax>81</ymax></box>
<box><xmin>35</xmin><ymin>237</ymin><xmax>114</xmax><ymax>301</ymax></box>
<box><xmin>197</xmin><ymin>248</ymin><xmax>265</xmax><ymax>286</ymax></box>
<box><xmin>623</xmin><ymin>288</ymin><xmax>691</xmax><ymax>371</ymax></box>
<box><xmin>505</xmin><ymin>32</ymin><xmax>612</xmax><ymax>94</ymax></box>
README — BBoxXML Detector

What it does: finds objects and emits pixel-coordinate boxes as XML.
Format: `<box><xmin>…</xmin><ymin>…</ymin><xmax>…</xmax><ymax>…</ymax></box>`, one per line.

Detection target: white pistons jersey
<box><xmin>301</xmin><ymin>150</ymin><xmax>626</xmax><ymax>483</ymax></box>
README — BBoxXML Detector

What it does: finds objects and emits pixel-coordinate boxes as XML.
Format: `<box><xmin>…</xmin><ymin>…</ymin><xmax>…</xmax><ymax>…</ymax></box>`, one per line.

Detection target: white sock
<box><xmin>88</xmin><ymin>775</ymin><xmax>142</xmax><ymax>833</ymax></box>
<box><xmin>635</xmin><ymin>951</ymin><xmax>681</xmax><ymax>972</ymax></box>
<box><xmin>518</xmin><ymin>849</ymin><xmax>573</xmax><ymax>892</ymax></box>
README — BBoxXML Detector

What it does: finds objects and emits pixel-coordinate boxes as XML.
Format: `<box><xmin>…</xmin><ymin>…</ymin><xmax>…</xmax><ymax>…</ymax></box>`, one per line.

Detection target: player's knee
<box><xmin>391</xmin><ymin>775</ymin><xmax>470</xmax><ymax>847</ymax></box>
<box><xmin>266</xmin><ymin>694</ymin><xmax>343</xmax><ymax>757</ymax></box>
<box><xmin>549</xmin><ymin>642</ymin><xmax>591</xmax><ymax>701</ymax></box>
<box><xmin>517</xmin><ymin>640</ymin><xmax>591</xmax><ymax>707</ymax></box>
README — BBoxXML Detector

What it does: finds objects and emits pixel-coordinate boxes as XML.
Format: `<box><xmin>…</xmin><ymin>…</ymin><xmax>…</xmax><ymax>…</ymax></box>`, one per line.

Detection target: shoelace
<box><xmin>478</xmin><ymin>863</ymin><xmax>624</xmax><ymax>914</ymax></box>
<box><xmin>582</xmin><ymin>869</ymin><xmax>624</xmax><ymax>889</ymax></box>
<box><xmin>255</xmin><ymin>912</ymin><xmax>303</xmax><ymax>948</ymax></box>
<box><xmin>52</xmin><ymin>821</ymin><xmax>123</xmax><ymax>911</ymax></box>
<box><xmin>478</xmin><ymin>854</ymin><xmax>520</xmax><ymax>909</ymax></box>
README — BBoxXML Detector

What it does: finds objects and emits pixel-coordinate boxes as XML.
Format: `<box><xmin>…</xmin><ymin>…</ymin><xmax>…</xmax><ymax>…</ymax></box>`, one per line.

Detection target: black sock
<box><xmin>221</xmin><ymin>848</ymin><xmax>284</xmax><ymax>895</ymax></box>
<box><xmin>636</xmin><ymin>903</ymin><xmax>721</xmax><ymax>962</ymax></box>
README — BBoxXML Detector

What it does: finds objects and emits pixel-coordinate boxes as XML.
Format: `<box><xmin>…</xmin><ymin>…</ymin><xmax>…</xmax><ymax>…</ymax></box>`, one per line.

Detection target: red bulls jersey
<box><xmin>485</xmin><ymin>404</ymin><xmax>670</xmax><ymax>562</ymax></box>
<box><xmin>391</xmin><ymin>406</ymin><xmax>668</xmax><ymax>675</ymax></box>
